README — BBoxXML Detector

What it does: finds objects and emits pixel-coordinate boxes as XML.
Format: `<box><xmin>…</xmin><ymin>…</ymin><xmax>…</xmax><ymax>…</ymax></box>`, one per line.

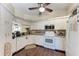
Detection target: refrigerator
<box><xmin>66</xmin><ymin>8</ymin><xmax>79</xmax><ymax>56</ymax></box>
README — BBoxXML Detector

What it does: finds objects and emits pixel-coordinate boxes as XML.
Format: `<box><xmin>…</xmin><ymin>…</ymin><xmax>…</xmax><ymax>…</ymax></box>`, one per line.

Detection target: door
<box><xmin>54</xmin><ymin>37</ymin><xmax>65</xmax><ymax>51</ymax></box>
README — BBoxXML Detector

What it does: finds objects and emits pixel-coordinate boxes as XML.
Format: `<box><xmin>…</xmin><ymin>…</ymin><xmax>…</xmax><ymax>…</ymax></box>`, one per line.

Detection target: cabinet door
<box><xmin>35</xmin><ymin>36</ymin><xmax>44</xmax><ymax>46</ymax></box>
<box><xmin>21</xmin><ymin>36</ymin><xmax>27</xmax><ymax>48</ymax></box>
<box><xmin>17</xmin><ymin>36</ymin><xmax>26</xmax><ymax>51</ymax></box>
<box><xmin>12</xmin><ymin>39</ymin><xmax>17</xmax><ymax>53</ymax></box>
<box><xmin>17</xmin><ymin>37</ymin><xmax>22</xmax><ymax>51</ymax></box>
<box><xmin>54</xmin><ymin>37</ymin><xmax>65</xmax><ymax>51</ymax></box>
<box><xmin>26</xmin><ymin>35</ymin><xmax>35</xmax><ymax>45</ymax></box>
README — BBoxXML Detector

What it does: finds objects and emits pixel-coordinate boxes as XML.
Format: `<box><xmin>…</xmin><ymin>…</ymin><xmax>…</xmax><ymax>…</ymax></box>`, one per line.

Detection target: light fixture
<box><xmin>39</xmin><ymin>7</ymin><xmax>45</xmax><ymax>12</ymax></box>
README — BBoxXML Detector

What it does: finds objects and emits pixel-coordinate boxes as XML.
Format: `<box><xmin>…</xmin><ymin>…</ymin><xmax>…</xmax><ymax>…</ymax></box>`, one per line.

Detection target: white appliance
<box><xmin>44</xmin><ymin>31</ymin><xmax>65</xmax><ymax>50</ymax></box>
<box><xmin>44</xmin><ymin>31</ymin><xmax>55</xmax><ymax>49</ymax></box>
<box><xmin>44</xmin><ymin>36</ymin><xmax>55</xmax><ymax>49</ymax></box>
<box><xmin>66</xmin><ymin>8</ymin><xmax>79</xmax><ymax>55</ymax></box>
<box><xmin>54</xmin><ymin>37</ymin><xmax>65</xmax><ymax>51</ymax></box>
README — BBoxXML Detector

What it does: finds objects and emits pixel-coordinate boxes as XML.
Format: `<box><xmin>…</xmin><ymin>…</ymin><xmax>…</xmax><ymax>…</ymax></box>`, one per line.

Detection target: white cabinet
<box><xmin>31</xmin><ymin>25</ymin><xmax>44</xmax><ymax>30</ymax></box>
<box><xmin>31</xmin><ymin>17</ymin><xmax>67</xmax><ymax>30</ymax></box>
<box><xmin>43</xmin><ymin>36</ymin><xmax>65</xmax><ymax>50</ymax></box>
<box><xmin>34</xmin><ymin>35</ymin><xmax>44</xmax><ymax>46</ymax></box>
<box><xmin>27</xmin><ymin>35</ymin><xmax>44</xmax><ymax>46</ymax></box>
<box><xmin>12</xmin><ymin>39</ymin><xmax>16</xmax><ymax>53</ymax></box>
<box><xmin>17</xmin><ymin>36</ymin><xmax>27</xmax><ymax>51</ymax></box>
<box><xmin>26</xmin><ymin>35</ymin><xmax>65</xmax><ymax>51</ymax></box>
<box><xmin>26</xmin><ymin>35</ymin><xmax>35</xmax><ymax>44</ymax></box>
<box><xmin>14</xmin><ymin>35</ymin><xmax>65</xmax><ymax>53</ymax></box>
<box><xmin>54</xmin><ymin>37</ymin><xmax>65</xmax><ymax>51</ymax></box>
<box><xmin>12</xmin><ymin>36</ymin><xmax>27</xmax><ymax>53</ymax></box>
<box><xmin>12</xmin><ymin>35</ymin><xmax>35</xmax><ymax>53</ymax></box>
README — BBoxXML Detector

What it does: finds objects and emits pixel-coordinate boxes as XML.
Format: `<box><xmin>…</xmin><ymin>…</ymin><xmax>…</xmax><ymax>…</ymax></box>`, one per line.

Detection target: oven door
<box><xmin>44</xmin><ymin>36</ymin><xmax>55</xmax><ymax>49</ymax></box>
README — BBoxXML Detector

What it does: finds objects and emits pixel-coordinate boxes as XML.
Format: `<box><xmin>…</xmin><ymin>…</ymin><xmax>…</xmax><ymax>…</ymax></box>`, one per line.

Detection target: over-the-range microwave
<box><xmin>45</xmin><ymin>25</ymin><xmax>55</xmax><ymax>30</ymax></box>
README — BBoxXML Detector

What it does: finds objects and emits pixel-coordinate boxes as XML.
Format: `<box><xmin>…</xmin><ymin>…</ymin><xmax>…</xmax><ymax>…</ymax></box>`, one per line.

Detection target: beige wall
<box><xmin>0</xmin><ymin>4</ymin><xmax>5</xmax><ymax>56</ymax></box>
<box><xmin>0</xmin><ymin>4</ymin><xmax>14</xmax><ymax>56</ymax></box>
<box><xmin>0</xmin><ymin>3</ymin><xmax>32</xmax><ymax>55</ymax></box>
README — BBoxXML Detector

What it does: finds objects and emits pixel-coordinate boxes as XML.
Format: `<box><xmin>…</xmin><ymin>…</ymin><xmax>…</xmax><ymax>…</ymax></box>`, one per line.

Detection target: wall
<box><xmin>0</xmin><ymin>4</ymin><xmax>5</xmax><ymax>56</ymax></box>
<box><xmin>31</xmin><ymin>16</ymin><xmax>68</xmax><ymax>30</ymax></box>
<box><xmin>12</xmin><ymin>18</ymin><xmax>31</xmax><ymax>53</ymax></box>
<box><xmin>12</xmin><ymin>7</ymin><xmax>32</xmax><ymax>53</ymax></box>
<box><xmin>0</xmin><ymin>3</ymin><xmax>32</xmax><ymax>55</ymax></box>
<box><xmin>12</xmin><ymin>18</ymin><xmax>31</xmax><ymax>32</ymax></box>
<box><xmin>0</xmin><ymin>3</ymin><xmax>14</xmax><ymax>56</ymax></box>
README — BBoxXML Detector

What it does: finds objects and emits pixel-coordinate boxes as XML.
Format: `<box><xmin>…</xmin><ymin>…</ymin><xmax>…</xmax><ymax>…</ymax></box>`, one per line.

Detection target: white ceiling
<box><xmin>12</xmin><ymin>3</ymin><xmax>72</xmax><ymax>22</ymax></box>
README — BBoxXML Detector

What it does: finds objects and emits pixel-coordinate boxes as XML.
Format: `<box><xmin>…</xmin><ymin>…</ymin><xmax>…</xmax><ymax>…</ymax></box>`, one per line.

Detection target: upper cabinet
<box><xmin>31</xmin><ymin>17</ymin><xmax>68</xmax><ymax>30</ymax></box>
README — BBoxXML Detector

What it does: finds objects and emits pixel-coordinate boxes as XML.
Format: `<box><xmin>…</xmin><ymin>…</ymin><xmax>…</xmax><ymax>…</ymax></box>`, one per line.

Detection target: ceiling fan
<box><xmin>28</xmin><ymin>3</ymin><xmax>53</xmax><ymax>15</ymax></box>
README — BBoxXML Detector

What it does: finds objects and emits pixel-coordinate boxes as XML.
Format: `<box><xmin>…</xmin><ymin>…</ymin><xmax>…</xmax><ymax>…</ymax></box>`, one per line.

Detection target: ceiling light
<box><xmin>39</xmin><ymin>7</ymin><xmax>45</xmax><ymax>12</ymax></box>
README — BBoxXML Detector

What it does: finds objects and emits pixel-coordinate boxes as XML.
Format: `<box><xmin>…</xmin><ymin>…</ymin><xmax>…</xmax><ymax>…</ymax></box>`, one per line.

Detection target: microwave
<box><xmin>45</xmin><ymin>25</ymin><xmax>55</xmax><ymax>30</ymax></box>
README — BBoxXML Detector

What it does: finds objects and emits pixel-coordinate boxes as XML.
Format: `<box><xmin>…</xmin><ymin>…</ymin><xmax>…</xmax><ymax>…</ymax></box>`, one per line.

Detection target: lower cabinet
<box><xmin>54</xmin><ymin>37</ymin><xmax>65</xmax><ymax>51</ymax></box>
<box><xmin>27</xmin><ymin>35</ymin><xmax>44</xmax><ymax>46</ymax></box>
<box><xmin>12</xmin><ymin>39</ymin><xmax>17</xmax><ymax>53</ymax></box>
<box><xmin>12</xmin><ymin>35</ymin><xmax>65</xmax><ymax>54</ymax></box>
<box><xmin>28</xmin><ymin>35</ymin><xmax>65</xmax><ymax>51</ymax></box>
<box><xmin>34</xmin><ymin>35</ymin><xmax>44</xmax><ymax>46</ymax></box>
<box><xmin>17</xmin><ymin>36</ymin><xmax>27</xmax><ymax>51</ymax></box>
<box><xmin>12</xmin><ymin>36</ymin><xmax>34</xmax><ymax>53</ymax></box>
<box><xmin>26</xmin><ymin>35</ymin><xmax>35</xmax><ymax>44</ymax></box>
<box><xmin>12</xmin><ymin>36</ymin><xmax>27</xmax><ymax>53</ymax></box>
<box><xmin>41</xmin><ymin>36</ymin><xmax>65</xmax><ymax>51</ymax></box>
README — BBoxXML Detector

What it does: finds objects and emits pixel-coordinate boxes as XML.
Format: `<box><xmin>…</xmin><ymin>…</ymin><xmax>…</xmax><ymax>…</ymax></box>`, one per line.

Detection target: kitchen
<box><xmin>12</xmin><ymin>16</ymin><xmax>67</xmax><ymax>55</ymax></box>
<box><xmin>0</xmin><ymin>3</ymin><xmax>78</xmax><ymax>56</ymax></box>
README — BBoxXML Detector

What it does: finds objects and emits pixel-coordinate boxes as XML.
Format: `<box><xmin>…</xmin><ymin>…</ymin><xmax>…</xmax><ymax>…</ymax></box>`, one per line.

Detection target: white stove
<box><xmin>44</xmin><ymin>31</ymin><xmax>55</xmax><ymax>49</ymax></box>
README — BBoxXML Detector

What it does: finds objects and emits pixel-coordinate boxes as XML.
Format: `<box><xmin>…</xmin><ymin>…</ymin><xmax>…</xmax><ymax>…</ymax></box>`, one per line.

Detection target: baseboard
<box><xmin>35</xmin><ymin>44</ymin><xmax>44</xmax><ymax>48</ymax></box>
<box><xmin>35</xmin><ymin>44</ymin><xmax>65</xmax><ymax>54</ymax></box>
<box><xmin>55</xmin><ymin>49</ymin><xmax>65</xmax><ymax>53</ymax></box>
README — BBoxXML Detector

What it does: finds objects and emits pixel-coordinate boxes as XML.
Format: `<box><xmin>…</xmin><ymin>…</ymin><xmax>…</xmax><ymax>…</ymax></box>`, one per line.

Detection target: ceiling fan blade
<box><xmin>43</xmin><ymin>3</ymin><xmax>50</xmax><ymax>7</ymax></box>
<box><xmin>29</xmin><ymin>7</ymin><xmax>39</xmax><ymax>10</ymax></box>
<box><xmin>39</xmin><ymin>12</ymin><xmax>42</xmax><ymax>15</ymax></box>
<box><xmin>45</xmin><ymin>8</ymin><xmax>53</xmax><ymax>12</ymax></box>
